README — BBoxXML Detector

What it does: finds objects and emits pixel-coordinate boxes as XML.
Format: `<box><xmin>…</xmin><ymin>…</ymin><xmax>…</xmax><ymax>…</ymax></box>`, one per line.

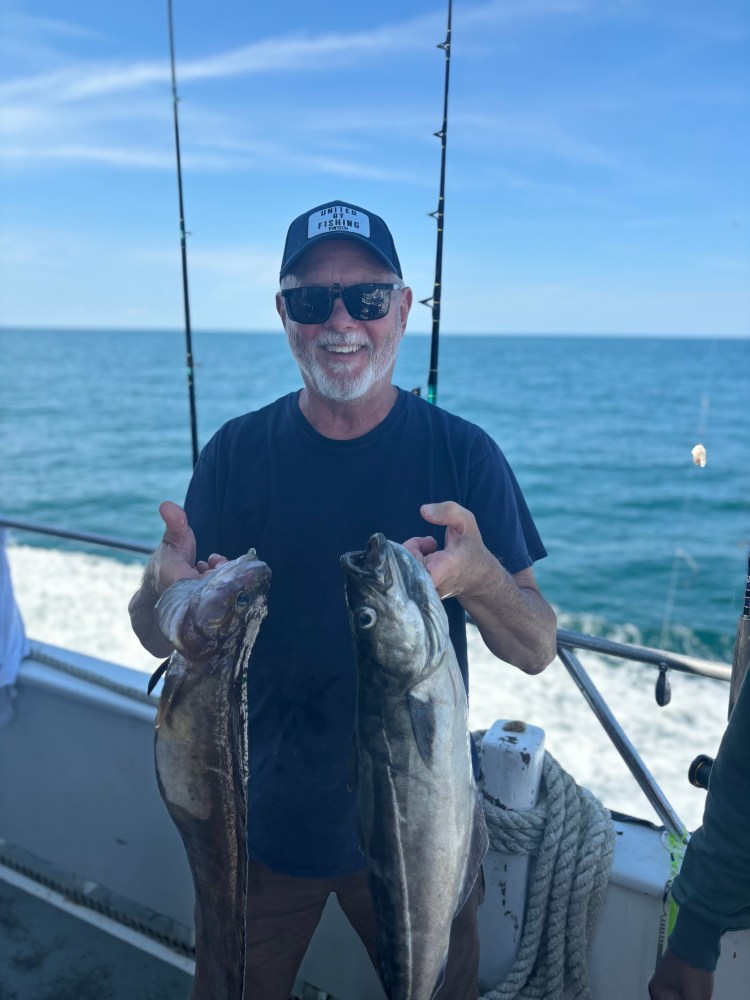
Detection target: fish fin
<box><xmin>154</xmin><ymin>654</ymin><xmax>189</xmax><ymax>726</ymax></box>
<box><xmin>147</xmin><ymin>657</ymin><xmax>171</xmax><ymax>695</ymax></box>
<box><xmin>407</xmin><ymin>691</ymin><xmax>437</xmax><ymax>767</ymax></box>
<box><xmin>453</xmin><ymin>792</ymin><xmax>490</xmax><ymax>919</ymax></box>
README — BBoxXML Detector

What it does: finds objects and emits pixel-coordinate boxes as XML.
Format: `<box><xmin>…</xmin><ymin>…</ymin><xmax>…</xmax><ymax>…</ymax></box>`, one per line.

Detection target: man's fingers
<box><xmin>402</xmin><ymin>535</ymin><xmax>438</xmax><ymax>559</ymax></box>
<box><xmin>420</xmin><ymin>501</ymin><xmax>473</xmax><ymax>533</ymax></box>
<box><xmin>197</xmin><ymin>554</ymin><xmax>229</xmax><ymax>575</ymax></box>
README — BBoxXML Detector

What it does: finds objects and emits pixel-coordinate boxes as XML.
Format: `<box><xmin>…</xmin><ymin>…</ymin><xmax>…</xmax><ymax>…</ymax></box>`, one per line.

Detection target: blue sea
<box><xmin>1</xmin><ymin>327</ymin><xmax>747</xmax><ymax>660</ymax></box>
<box><xmin>2</xmin><ymin>326</ymin><xmax>749</xmax><ymax>829</ymax></box>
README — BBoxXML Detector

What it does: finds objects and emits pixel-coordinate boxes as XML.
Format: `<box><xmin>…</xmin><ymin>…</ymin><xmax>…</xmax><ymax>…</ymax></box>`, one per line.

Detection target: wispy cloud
<box><xmin>136</xmin><ymin>245</ymin><xmax>279</xmax><ymax>277</ymax></box>
<box><xmin>0</xmin><ymin>18</ymin><xmax>436</xmax><ymax>105</ymax></box>
<box><xmin>5</xmin><ymin>14</ymin><xmax>104</xmax><ymax>41</ymax></box>
<box><xmin>0</xmin><ymin>0</ymin><xmax>614</xmax><ymax>107</ymax></box>
<box><xmin>452</xmin><ymin>109</ymin><xmax>622</xmax><ymax>171</ymax></box>
<box><xmin>2</xmin><ymin>143</ymin><xmax>175</xmax><ymax>169</ymax></box>
<box><xmin>0</xmin><ymin>12</ymin><xmax>443</xmax><ymax>175</ymax></box>
<box><xmin>0</xmin><ymin>0</ymin><xmax>648</xmax><ymax>179</ymax></box>
<box><xmin>460</xmin><ymin>0</ymin><xmax>592</xmax><ymax>28</ymax></box>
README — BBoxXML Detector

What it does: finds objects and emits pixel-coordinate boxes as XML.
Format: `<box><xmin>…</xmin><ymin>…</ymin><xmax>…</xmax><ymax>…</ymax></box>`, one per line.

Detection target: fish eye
<box><xmin>235</xmin><ymin>591</ymin><xmax>251</xmax><ymax>611</ymax></box>
<box><xmin>354</xmin><ymin>606</ymin><xmax>377</xmax><ymax>630</ymax></box>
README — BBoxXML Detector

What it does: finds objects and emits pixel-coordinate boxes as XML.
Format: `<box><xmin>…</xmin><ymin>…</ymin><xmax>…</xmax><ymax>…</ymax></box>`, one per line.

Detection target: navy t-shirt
<box><xmin>184</xmin><ymin>388</ymin><xmax>546</xmax><ymax>877</ymax></box>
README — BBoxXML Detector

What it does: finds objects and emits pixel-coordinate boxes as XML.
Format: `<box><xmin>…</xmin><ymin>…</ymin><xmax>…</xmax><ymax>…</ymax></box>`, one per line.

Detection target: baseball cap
<box><xmin>279</xmin><ymin>200</ymin><xmax>402</xmax><ymax>279</ymax></box>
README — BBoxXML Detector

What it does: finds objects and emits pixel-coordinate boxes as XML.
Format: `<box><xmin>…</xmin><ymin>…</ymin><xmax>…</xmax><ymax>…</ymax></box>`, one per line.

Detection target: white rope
<box><xmin>477</xmin><ymin>747</ymin><xmax>615</xmax><ymax>1000</ymax></box>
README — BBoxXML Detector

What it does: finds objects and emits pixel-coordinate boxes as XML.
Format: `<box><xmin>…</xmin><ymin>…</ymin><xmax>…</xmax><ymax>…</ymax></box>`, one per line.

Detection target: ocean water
<box><xmin>1</xmin><ymin>327</ymin><xmax>749</xmax><ymax>830</ymax></box>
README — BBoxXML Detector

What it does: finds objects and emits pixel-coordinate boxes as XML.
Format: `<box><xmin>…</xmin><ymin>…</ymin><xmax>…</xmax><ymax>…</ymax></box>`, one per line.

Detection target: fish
<box><xmin>150</xmin><ymin>550</ymin><xmax>271</xmax><ymax>1000</ymax></box>
<box><xmin>341</xmin><ymin>533</ymin><xmax>488</xmax><ymax>1000</ymax></box>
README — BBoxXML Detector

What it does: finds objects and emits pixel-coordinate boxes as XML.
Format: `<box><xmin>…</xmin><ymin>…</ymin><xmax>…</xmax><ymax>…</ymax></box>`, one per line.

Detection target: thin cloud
<box><xmin>2</xmin><ymin>143</ymin><xmax>174</xmax><ymax>169</ymax></box>
<box><xmin>452</xmin><ymin>110</ymin><xmax>622</xmax><ymax>172</ymax></box>
<box><xmin>0</xmin><ymin>0</ymin><xmax>609</xmax><ymax>107</ymax></box>
<box><xmin>0</xmin><ymin>18</ymin><xmax>436</xmax><ymax>105</ymax></box>
<box><xmin>5</xmin><ymin>14</ymin><xmax>104</xmax><ymax>41</ymax></box>
<box><xmin>136</xmin><ymin>245</ymin><xmax>279</xmax><ymax>276</ymax></box>
<box><xmin>0</xmin><ymin>0</ymin><xmax>637</xmax><ymax>180</ymax></box>
<box><xmin>461</xmin><ymin>0</ymin><xmax>592</xmax><ymax>28</ymax></box>
<box><xmin>1</xmin><ymin>132</ymin><xmax>428</xmax><ymax>183</ymax></box>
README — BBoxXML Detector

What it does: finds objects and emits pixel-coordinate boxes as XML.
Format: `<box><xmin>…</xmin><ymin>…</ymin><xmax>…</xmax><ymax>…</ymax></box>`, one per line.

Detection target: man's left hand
<box><xmin>403</xmin><ymin>500</ymin><xmax>556</xmax><ymax>672</ymax></box>
<box><xmin>402</xmin><ymin>501</ymin><xmax>493</xmax><ymax>600</ymax></box>
<box><xmin>648</xmin><ymin>949</ymin><xmax>714</xmax><ymax>1000</ymax></box>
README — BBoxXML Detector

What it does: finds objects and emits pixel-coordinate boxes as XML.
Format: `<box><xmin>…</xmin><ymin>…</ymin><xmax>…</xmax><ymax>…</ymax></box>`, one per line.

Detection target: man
<box><xmin>648</xmin><ymin>668</ymin><xmax>750</xmax><ymax>1000</ymax></box>
<box><xmin>130</xmin><ymin>199</ymin><xmax>556</xmax><ymax>999</ymax></box>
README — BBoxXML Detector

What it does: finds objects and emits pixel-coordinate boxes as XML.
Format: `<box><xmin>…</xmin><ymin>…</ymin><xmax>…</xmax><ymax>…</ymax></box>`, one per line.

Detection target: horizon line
<box><xmin>2</xmin><ymin>325</ymin><xmax>748</xmax><ymax>341</ymax></box>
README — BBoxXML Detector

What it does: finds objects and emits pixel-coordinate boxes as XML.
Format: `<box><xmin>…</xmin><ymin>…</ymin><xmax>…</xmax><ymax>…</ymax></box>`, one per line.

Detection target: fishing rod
<box><xmin>167</xmin><ymin>0</ymin><xmax>200</xmax><ymax>467</ymax></box>
<box><xmin>421</xmin><ymin>0</ymin><xmax>453</xmax><ymax>405</ymax></box>
<box><xmin>728</xmin><ymin>551</ymin><xmax>750</xmax><ymax>717</ymax></box>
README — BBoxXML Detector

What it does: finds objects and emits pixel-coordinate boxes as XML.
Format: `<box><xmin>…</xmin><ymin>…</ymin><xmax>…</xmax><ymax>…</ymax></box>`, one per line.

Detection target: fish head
<box><xmin>341</xmin><ymin>533</ymin><xmax>448</xmax><ymax>691</ymax></box>
<box><xmin>156</xmin><ymin>550</ymin><xmax>271</xmax><ymax>662</ymax></box>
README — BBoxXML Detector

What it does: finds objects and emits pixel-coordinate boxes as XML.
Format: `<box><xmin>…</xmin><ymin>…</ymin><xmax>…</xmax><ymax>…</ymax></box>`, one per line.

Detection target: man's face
<box><xmin>276</xmin><ymin>241</ymin><xmax>412</xmax><ymax>403</ymax></box>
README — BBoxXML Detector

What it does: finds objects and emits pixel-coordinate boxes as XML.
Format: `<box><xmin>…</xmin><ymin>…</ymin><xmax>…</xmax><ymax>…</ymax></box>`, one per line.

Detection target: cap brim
<box><xmin>280</xmin><ymin>232</ymin><xmax>400</xmax><ymax>279</ymax></box>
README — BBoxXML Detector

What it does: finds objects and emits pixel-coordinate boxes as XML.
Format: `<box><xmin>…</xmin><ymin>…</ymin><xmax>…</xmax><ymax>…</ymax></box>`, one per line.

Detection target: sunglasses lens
<box><xmin>284</xmin><ymin>287</ymin><xmax>332</xmax><ymax>324</ymax></box>
<box><xmin>343</xmin><ymin>285</ymin><xmax>392</xmax><ymax>321</ymax></box>
<box><xmin>283</xmin><ymin>284</ymin><xmax>397</xmax><ymax>324</ymax></box>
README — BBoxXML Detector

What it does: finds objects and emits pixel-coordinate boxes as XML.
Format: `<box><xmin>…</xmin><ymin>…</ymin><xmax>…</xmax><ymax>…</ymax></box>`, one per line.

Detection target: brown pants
<box><xmin>240</xmin><ymin>857</ymin><xmax>484</xmax><ymax>1000</ymax></box>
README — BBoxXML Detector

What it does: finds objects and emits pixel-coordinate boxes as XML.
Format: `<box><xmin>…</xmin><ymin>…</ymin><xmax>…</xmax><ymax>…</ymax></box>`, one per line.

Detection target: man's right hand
<box><xmin>154</xmin><ymin>501</ymin><xmax>230</xmax><ymax>588</ymax></box>
<box><xmin>130</xmin><ymin>501</ymin><xmax>228</xmax><ymax>656</ymax></box>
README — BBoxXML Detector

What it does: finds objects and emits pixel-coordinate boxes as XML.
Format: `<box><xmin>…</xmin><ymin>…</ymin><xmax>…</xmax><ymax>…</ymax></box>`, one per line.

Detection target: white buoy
<box><xmin>477</xmin><ymin>719</ymin><xmax>545</xmax><ymax>989</ymax></box>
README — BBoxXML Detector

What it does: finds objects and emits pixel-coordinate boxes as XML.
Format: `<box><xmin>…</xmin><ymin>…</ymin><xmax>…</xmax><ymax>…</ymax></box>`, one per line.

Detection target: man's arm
<box><xmin>649</xmin><ymin>666</ymin><xmax>750</xmax><ymax>999</ymax></box>
<box><xmin>402</xmin><ymin>501</ymin><xmax>557</xmax><ymax>674</ymax></box>
<box><xmin>129</xmin><ymin>500</ymin><xmax>227</xmax><ymax>656</ymax></box>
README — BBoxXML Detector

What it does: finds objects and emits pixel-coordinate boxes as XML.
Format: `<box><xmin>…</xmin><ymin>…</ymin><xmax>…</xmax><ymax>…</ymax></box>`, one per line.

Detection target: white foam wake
<box><xmin>468</xmin><ymin>626</ymin><xmax>726</xmax><ymax>831</ymax></box>
<box><xmin>7</xmin><ymin>544</ymin><xmax>163</xmax><ymax>673</ymax></box>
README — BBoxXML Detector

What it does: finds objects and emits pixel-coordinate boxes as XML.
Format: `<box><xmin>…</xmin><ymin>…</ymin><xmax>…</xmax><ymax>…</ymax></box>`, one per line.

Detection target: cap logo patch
<box><xmin>307</xmin><ymin>205</ymin><xmax>371</xmax><ymax>240</ymax></box>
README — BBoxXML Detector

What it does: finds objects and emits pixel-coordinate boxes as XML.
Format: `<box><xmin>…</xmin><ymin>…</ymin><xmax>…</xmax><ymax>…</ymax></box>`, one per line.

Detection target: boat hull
<box><xmin>1</xmin><ymin>643</ymin><xmax>748</xmax><ymax>999</ymax></box>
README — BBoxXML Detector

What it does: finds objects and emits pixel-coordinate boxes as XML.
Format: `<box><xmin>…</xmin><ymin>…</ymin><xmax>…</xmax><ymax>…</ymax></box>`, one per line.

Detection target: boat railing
<box><xmin>556</xmin><ymin>628</ymin><xmax>730</xmax><ymax>682</ymax></box>
<box><xmin>554</xmin><ymin>641</ymin><xmax>692</xmax><ymax>838</ymax></box>
<box><xmin>2</xmin><ymin>514</ymin><xmax>734</xmax><ymax>838</ymax></box>
<box><xmin>0</xmin><ymin>515</ymin><xmax>153</xmax><ymax>556</ymax></box>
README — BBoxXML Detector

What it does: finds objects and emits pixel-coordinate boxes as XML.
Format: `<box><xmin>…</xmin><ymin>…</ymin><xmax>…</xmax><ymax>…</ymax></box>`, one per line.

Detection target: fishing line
<box><xmin>420</xmin><ymin>0</ymin><xmax>453</xmax><ymax>405</ymax></box>
<box><xmin>657</xmin><ymin>338</ymin><xmax>722</xmax><ymax>654</ymax></box>
<box><xmin>167</xmin><ymin>0</ymin><xmax>200</xmax><ymax>467</ymax></box>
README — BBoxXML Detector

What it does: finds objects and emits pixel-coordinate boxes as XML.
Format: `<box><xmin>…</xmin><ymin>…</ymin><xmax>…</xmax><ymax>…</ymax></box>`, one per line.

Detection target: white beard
<box><xmin>287</xmin><ymin>322</ymin><xmax>403</xmax><ymax>402</ymax></box>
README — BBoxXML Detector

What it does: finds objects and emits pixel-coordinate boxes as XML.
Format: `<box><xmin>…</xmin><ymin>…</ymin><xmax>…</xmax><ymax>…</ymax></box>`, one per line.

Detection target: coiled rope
<box><xmin>474</xmin><ymin>740</ymin><xmax>616</xmax><ymax>1000</ymax></box>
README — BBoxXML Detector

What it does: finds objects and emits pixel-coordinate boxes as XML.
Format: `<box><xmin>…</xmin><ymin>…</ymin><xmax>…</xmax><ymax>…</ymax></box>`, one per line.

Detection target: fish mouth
<box><xmin>209</xmin><ymin>552</ymin><xmax>271</xmax><ymax>595</ymax></box>
<box><xmin>341</xmin><ymin>534</ymin><xmax>448</xmax><ymax>675</ymax></box>
<box><xmin>341</xmin><ymin>532</ymin><xmax>394</xmax><ymax>590</ymax></box>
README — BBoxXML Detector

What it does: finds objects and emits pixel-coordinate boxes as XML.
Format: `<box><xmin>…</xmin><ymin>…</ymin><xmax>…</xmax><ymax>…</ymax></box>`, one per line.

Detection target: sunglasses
<box><xmin>281</xmin><ymin>283</ymin><xmax>402</xmax><ymax>325</ymax></box>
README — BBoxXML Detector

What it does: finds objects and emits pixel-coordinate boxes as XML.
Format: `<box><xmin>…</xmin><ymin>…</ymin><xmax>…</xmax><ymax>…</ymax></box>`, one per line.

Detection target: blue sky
<box><xmin>1</xmin><ymin>0</ymin><xmax>748</xmax><ymax>336</ymax></box>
